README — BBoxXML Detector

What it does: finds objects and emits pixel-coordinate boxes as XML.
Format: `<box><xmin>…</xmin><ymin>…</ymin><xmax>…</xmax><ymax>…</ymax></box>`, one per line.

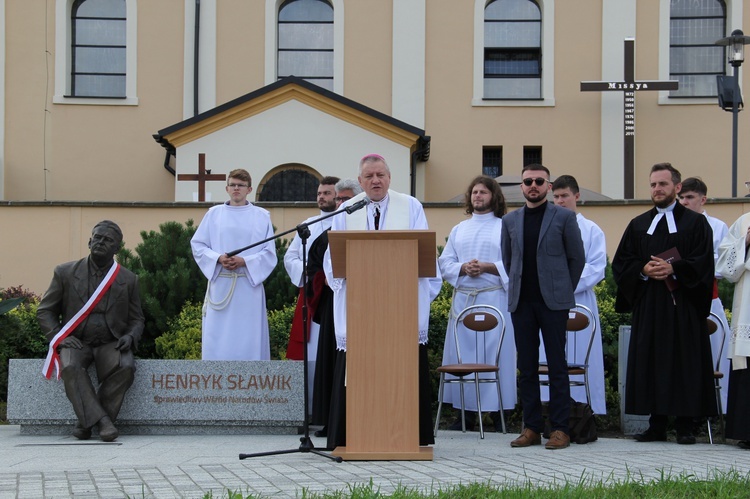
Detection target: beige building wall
<box><xmin>2</xmin><ymin>1</ymin><xmax>750</xmax><ymax>204</ymax></box>
<box><xmin>3</xmin><ymin>200</ymin><xmax>749</xmax><ymax>296</ymax></box>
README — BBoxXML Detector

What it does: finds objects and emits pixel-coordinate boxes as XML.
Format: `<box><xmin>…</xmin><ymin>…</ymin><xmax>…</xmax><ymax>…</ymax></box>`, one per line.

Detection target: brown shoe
<box><xmin>510</xmin><ymin>428</ymin><xmax>541</xmax><ymax>448</ymax></box>
<box><xmin>545</xmin><ymin>430</ymin><xmax>570</xmax><ymax>450</ymax></box>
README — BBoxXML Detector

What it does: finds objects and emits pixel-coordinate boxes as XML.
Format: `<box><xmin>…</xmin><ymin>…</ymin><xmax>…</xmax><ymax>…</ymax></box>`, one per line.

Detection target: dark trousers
<box><xmin>60</xmin><ymin>341</ymin><xmax>135</xmax><ymax>429</ymax></box>
<box><xmin>327</xmin><ymin>344</ymin><xmax>434</xmax><ymax>450</ymax></box>
<box><xmin>512</xmin><ymin>301</ymin><xmax>570</xmax><ymax>434</ymax></box>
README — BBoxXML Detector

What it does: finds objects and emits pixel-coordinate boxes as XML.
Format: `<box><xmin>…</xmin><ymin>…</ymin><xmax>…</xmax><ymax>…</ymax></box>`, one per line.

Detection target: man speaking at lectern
<box><xmin>323</xmin><ymin>153</ymin><xmax>442</xmax><ymax>450</ymax></box>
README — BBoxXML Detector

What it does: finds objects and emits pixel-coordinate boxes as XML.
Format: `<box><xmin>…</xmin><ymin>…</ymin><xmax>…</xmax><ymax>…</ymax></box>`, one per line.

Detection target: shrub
<box><xmin>0</xmin><ymin>297</ymin><xmax>47</xmax><ymax>402</ymax></box>
<box><xmin>155</xmin><ymin>302</ymin><xmax>203</xmax><ymax>360</ymax></box>
<box><xmin>427</xmin><ymin>281</ymin><xmax>453</xmax><ymax>405</ymax></box>
<box><xmin>268</xmin><ymin>302</ymin><xmax>295</xmax><ymax>360</ymax></box>
<box><xmin>117</xmin><ymin>220</ymin><xmax>206</xmax><ymax>358</ymax></box>
<box><xmin>264</xmin><ymin>234</ymin><xmax>298</xmax><ymax>311</ymax></box>
<box><xmin>154</xmin><ymin>301</ymin><xmax>295</xmax><ymax>361</ymax></box>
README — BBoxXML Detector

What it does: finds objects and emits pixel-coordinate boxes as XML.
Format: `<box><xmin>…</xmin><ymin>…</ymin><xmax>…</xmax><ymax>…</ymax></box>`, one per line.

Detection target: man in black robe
<box><xmin>612</xmin><ymin>162</ymin><xmax>716</xmax><ymax>444</ymax></box>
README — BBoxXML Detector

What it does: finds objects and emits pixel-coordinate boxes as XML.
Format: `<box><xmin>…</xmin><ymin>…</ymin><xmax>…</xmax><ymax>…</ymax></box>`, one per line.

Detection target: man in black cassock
<box><xmin>612</xmin><ymin>162</ymin><xmax>716</xmax><ymax>445</ymax></box>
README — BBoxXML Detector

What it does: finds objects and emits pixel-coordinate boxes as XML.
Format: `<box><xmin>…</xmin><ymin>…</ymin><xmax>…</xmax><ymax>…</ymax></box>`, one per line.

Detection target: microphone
<box><xmin>344</xmin><ymin>196</ymin><xmax>369</xmax><ymax>214</ymax></box>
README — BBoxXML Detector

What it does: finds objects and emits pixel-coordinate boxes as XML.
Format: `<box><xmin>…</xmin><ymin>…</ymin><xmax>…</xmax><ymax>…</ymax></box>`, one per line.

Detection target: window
<box><xmin>278</xmin><ymin>0</ymin><xmax>333</xmax><ymax>91</ymax></box>
<box><xmin>71</xmin><ymin>0</ymin><xmax>126</xmax><ymax>98</ymax></box>
<box><xmin>54</xmin><ymin>0</ymin><xmax>137</xmax><ymax>105</ymax></box>
<box><xmin>669</xmin><ymin>0</ymin><xmax>726</xmax><ymax>98</ymax></box>
<box><xmin>258</xmin><ymin>169</ymin><xmax>320</xmax><ymax>201</ymax></box>
<box><xmin>484</xmin><ymin>0</ymin><xmax>541</xmax><ymax>99</ymax></box>
<box><xmin>523</xmin><ymin>146</ymin><xmax>542</xmax><ymax>166</ymax></box>
<box><xmin>482</xmin><ymin>146</ymin><xmax>503</xmax><ymax>177</ymax></box>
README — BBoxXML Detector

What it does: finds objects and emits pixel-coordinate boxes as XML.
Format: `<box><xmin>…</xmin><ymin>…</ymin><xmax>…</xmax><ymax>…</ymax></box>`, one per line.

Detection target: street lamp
<box><xmin>716</xmin><ymin>29</ymin><xmax>750</xmax><ymax>197</ymax></box>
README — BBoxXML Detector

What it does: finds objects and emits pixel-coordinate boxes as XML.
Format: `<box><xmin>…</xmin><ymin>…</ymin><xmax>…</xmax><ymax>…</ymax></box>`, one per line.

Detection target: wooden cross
<box><xmin>177</xmin><ymin>153</ymin><xmax>226</xmax><ymax>202</ymax></box>
<box><xmin>581</xmin><ymin>39</ymin><xmax>678</xmax><ymax>199</ymax></box>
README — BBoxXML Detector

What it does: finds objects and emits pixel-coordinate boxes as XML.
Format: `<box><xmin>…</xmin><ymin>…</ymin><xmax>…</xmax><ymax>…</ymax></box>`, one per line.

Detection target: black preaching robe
<box><xmin>307</xmin><ymin>230</ymin><xmax>336</xmax><ymax>426</ymax></box>
<box><xmin>612</xmin><ymin>202</ymin><xmax>716</xmax><ymax>417</ymax></box>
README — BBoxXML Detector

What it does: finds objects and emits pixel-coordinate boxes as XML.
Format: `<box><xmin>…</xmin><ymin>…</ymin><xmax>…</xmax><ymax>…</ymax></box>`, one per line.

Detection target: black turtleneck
<box><xmin>520</xmin><ymin>202</ymin><xmax>546</xmax><ymax>303</ymax></box>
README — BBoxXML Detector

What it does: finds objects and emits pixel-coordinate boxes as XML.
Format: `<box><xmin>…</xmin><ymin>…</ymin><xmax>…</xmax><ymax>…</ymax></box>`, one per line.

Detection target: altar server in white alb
<box><xmin>438</xmin><ymin>175</ymin><xmax>516</xmax><ymax>432</ymax></box>
<box><xmin>323</xmin><ymin>153</ymin><xmax>442</xmax><ymax>450</ymax></box>
<box><xmin>540</xmin><ymin>175</ymin><xmax>607</xmax><ymax>414</ymax></box>
<box><xmin>678</xmin><ymin>177</ymin><xmax>730</xmax><ymax>413</ymax></box>
<box><xmin>191</xmin><ymin>168</ymin><xmax>277</xmax><ymax>360</ymax></box>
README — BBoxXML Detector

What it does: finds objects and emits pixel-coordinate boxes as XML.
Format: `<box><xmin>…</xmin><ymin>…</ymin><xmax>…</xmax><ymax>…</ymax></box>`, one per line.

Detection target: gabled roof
<box><xmin>153</xmin><ymin>76</ymin><xmax>429</xmax><ymax>155</ymax></box>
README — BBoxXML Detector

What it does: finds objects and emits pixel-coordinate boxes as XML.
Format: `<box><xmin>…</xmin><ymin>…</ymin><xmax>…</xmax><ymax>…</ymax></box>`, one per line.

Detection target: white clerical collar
<box><xmin>647</xmin><ymin>201</ymin><xmax>677</xmax><ymax>235</ymax></box>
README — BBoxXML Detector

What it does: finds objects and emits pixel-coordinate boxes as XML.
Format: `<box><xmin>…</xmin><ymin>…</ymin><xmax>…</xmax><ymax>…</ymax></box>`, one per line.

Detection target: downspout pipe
<box><xmin>194</xmin><ymin>0</ymin><xmax>201</xmax><ymax>117</ymax></box>
<box><xmin>410</xmin><ymin>136</ymin><xmax>431</xmax><ymax>197</ymax></box>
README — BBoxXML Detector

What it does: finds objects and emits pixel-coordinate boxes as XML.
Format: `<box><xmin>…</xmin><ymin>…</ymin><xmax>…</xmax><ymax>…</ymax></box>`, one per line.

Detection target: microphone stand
<box><xmin>237</xmin><ymin>199</ymin><xmax>367</xmax><ymax>462</ymax></box>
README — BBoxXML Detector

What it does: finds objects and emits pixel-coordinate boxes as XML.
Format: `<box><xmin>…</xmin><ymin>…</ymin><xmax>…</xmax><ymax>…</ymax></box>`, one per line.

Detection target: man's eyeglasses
<box><xmin>228</xmin><ymin>183</ymin><xmax>249</xmax><ymax>189</ymax></box>
<box><xmin>522</xmin><ymin>178</ymin><xmax>548</xmax><ymax>187</ymax></box>
<box><xmin>335</xmin><ymin>196</ymin><xmax>352</xmax><ymax>203</ymax></box>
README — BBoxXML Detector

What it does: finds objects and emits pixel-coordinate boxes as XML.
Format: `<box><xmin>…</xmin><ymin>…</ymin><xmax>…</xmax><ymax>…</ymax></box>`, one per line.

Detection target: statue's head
<box><xmin>88</xmin><ymin>220</ymin><xmax>123</xmax><ymax>265</ymax></box>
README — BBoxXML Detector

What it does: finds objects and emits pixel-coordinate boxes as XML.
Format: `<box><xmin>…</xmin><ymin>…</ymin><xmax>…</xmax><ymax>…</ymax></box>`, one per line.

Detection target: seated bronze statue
<box><xmin>37</xmin><ymin>220</ymin><xmax>144</xmax><ymax>441</ymax></box>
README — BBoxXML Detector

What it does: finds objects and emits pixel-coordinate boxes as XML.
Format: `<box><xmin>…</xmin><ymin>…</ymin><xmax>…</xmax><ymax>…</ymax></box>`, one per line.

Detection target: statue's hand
<box><xmin>59</xmin><ymin>336</ymin><xmax>83</xmax><ymax>349</ymax></box>
<box><xmin>115</xmin><ymin>334</ymin><xmax>133</xmax><ymax>352</ymax></box>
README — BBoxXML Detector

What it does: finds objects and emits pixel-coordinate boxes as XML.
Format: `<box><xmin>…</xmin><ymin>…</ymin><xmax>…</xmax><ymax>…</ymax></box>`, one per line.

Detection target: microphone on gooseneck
<box><xmin>344</xmin><ymin>196</ymin><xmax>370</xmax><ymax>214</ymax></box>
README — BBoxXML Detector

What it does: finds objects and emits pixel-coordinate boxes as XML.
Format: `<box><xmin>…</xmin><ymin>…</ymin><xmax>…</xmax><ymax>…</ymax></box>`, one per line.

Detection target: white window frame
<box><xmin>658</xmin><ymin>0</ymin><xmax>742</xmax><ymax>106</ymax></box>
<box><xmin>54</xmin><ymin>0</ymin><xmax>138</xmax><ymax>105</ymax></box>
<box><xmin>265</xmin><ymin>0</ymin><xmax>344</xmax><ymax>94</ymax></box>
<box><xmin>473</xmin><ymin>0</ymin><xmax>555</xmax><ymax>107</ymax></box>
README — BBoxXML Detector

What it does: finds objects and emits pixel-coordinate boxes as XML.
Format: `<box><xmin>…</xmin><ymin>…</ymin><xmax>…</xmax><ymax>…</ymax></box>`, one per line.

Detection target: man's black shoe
<box><xmin>676</xmin><ymin>433</ymin><xmax>696</xmax><ymax>445</ymax></box>
<box><xmin>314</xmin><ymin>426</ymin><xmax>327</xmax><ymax>438</ymax></box>
<box><xmin>738</xmin><ymin>440</ymin><xmax>750</xmax><ymax>450</ymax></box>
<box><xmin>633</xmin><ymin>429</ymin><xmax>667</xmax><ymax>442</ymax></box>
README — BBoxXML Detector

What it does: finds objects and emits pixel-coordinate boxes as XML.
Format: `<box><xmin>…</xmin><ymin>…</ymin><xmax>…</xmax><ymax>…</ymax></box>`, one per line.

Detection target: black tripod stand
<box><xmin>234</xmin><ymin>198</ymin><xmax>367</xmax><ymax>462</ymax></box>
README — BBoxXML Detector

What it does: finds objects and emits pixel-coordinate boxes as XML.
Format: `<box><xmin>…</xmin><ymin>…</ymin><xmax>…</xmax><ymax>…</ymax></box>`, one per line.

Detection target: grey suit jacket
<box><xmin>37</xmin><ymin>257</ymin><xmax>145</xmax><ymax>347</ymax></box>
<box><xmin>501</xmin><ymin>202</ymin><xmax>585</xmax><ymax>312</ymax></box>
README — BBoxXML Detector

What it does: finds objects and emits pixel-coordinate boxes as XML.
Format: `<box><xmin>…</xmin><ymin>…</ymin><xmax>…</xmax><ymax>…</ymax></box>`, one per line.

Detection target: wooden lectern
<box><xmin>328</xmin><ymin>230</ymin><xmax>436</xmax><ymax>461</ymax></box>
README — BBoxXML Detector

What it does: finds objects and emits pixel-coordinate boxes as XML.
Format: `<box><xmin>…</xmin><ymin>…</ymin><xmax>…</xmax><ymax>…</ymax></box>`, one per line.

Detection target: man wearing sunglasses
<box><xmin>501</xmin><ymin>164</ymin><xmax>585</xmax><ymax>450</ymax></box>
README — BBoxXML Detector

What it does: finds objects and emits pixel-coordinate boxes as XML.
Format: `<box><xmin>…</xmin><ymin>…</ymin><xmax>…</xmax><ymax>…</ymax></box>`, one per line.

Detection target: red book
<box><xmin>655</xmin><ymin>247</ymin><xmax>681</xmax><ymax>293</ymax></box>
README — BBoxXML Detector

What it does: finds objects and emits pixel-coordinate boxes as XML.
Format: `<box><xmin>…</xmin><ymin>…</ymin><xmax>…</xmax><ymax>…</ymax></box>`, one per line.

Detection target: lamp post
<box><xmin>716</xmin><ymin>29</ymin><xmax>750</xmax><ymax>197</ymax></box>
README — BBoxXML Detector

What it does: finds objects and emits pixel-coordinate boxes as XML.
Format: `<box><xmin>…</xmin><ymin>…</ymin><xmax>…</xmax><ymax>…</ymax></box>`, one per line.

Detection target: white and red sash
<box><xmin>42</xmin><ymin>262</ymin><xmax>121</xmax><ymax>380</ymax></box>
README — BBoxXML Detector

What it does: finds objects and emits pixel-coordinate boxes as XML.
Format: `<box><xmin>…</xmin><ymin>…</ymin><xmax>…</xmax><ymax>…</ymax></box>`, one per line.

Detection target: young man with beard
<box><xmin>285</xmin><ymin>176</ymin><xmax>340</xmax><ymax>411</ymax></box>
<box><xmin>613</xmin><ymin>163</ymin><xmax>716</xmax><ymax>444</ymax></box>
<box><xmin>501</xmin><ymin>164</ymin><xmax>585</xmax><ymax>450</ymax></box>
<box><xmin>438</xmin><ymin>175</ymin><xmax>516</xmax><ymax>433</ymax></box>
<box><xmin>309</xmin><ymin>178</ymin><xmax>362</xmax><ymax>438</ymax></box>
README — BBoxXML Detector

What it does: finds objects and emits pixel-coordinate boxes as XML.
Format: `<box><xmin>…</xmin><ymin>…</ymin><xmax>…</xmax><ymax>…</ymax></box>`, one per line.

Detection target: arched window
<box><xmin>669</xmin><ymin>0</ymin><xmax>726</xmax><ymax>98</ymax></box>
<box><xmin>71</xmin><ymin>0</ymin><xmax>126</xmax><ymax>98</ymax></box>
<box><xmin>484</xmin><ymin>0</ymin><xmax>542</xmax><ymax>99</ymax></box>
<box><xmin>258</xmin><ymin>168</ymin><xmax>320</xmax><ymax>201</ymax></box>
<box><xmin>277</xmin><ymin>0</ymin><xmax>334</xmax><ymax>91</ymax></box>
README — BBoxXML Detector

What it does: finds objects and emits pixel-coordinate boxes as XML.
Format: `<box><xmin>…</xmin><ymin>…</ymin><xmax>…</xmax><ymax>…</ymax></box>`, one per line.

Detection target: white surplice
<box><xmin>705</xmin><ymin>211</ymin><xmax>730</xmax><ymax>412</ymax></box>
<box><xmin>438</xmin><ymin>212</ymin><xmax>517</xmax><ymax>411</ymax></box>
<box><xmin>191</xmin><ymin>202</ymin><xmax>277</xmax><ymax>360</ymax></box>
<box><xmin>323</xmin><ymin>190</ymin><xmax>442</xmax><ymax>351</ymax></box>
<box><xmin>539</xmin><ymin>213</ymin><xmax>607</xmax><ymax>414</ymax></box>
<box><xmin>717</xmin><ymin>212</ymin><xmax>750</xmax><ymax>370</ymax></box>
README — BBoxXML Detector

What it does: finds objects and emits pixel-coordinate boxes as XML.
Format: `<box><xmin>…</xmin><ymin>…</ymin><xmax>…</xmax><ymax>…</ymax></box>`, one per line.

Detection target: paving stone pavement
<box><xmin>1</xmin><ymin>424</ymin><xmax>750</xmax><ymax>498</ymax></box>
